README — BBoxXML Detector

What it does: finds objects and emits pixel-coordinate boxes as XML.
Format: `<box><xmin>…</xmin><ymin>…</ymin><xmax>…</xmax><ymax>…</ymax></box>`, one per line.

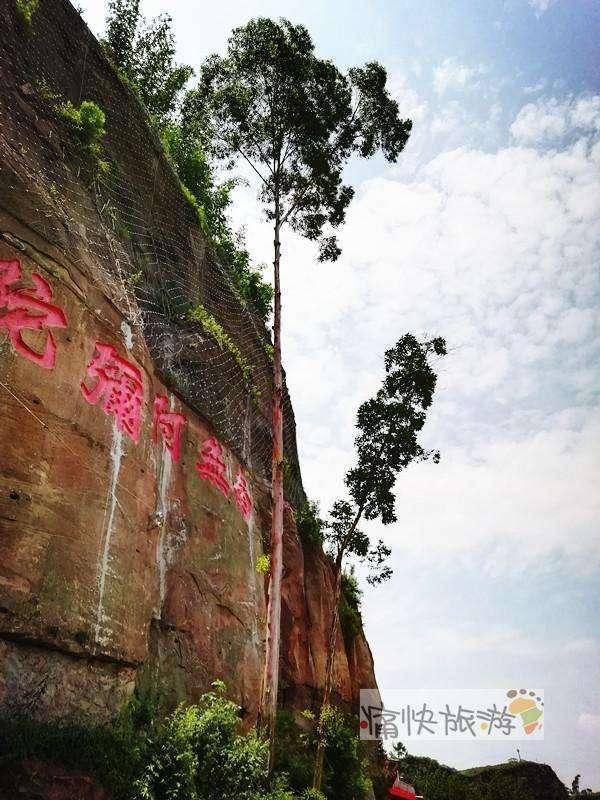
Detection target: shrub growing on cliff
<box><xmin>56</xmin><ymin>99</ymin><xmax>110</xmax><ymax>178</ymax></box>
<box><xmin>187</xmin><ymin>303</ymin><xmax>253</xmax><ymax>386</ymax></box>
<box><xmin>296</xmin><ymin>501</ymin><xmax>324</xmax><ymax>546</ymax></box>
<box><xmin>15</xmin><ymin>0</ymin><xmax>39</xmax><ymax>34</ymax></box>
<box><xmin>136</xmin><ymin>683</ymin><xmax>322</xmax><ymax>800</ymax></box>
<box><xmin>57</xmin><ymin>100</ymin><xmax>106</xmax><ymax>151</ymax></box>
<box><xmin>161</xmin><ymin>122</ymin><xmax>273</xmax><ymax>321</ymax></box>
<box><xmin>338</xmin><ymin>572</ymin><xmax>363</xmax><ymax>650</ymax></box>
<box><xmin>0</xmin><ymin>686</ymin><xmax>324</xmax><ymax>800</ymax></box>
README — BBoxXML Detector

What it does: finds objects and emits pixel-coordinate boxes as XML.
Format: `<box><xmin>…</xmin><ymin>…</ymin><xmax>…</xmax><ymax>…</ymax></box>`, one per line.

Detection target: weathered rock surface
<box><xmin>0</xmin><ymin>0</ymin><xmax>378</xmax><ymax>729</ymax></box>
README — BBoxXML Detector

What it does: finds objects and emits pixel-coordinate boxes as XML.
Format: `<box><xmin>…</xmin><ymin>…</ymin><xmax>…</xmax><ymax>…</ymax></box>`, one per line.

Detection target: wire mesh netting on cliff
<box><xmin>0</xmin><ymin>0</ymin><xmax>305</xmax><ymax>507</ymax></box>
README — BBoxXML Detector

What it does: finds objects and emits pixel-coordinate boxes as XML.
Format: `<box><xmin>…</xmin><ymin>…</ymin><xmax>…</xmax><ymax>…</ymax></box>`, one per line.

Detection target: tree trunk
<box><xmin>313</xmin><ymin>556</ymin><xmax>343</xmax><ymax>791</ymax></box>
<box><xmin>259</xmin><ymin>219</ymin><xmax>284</xmax><ymax>773</ymax></box>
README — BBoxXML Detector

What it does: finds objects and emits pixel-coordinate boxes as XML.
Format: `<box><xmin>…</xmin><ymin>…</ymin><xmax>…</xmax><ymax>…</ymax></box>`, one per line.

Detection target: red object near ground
<box><xmin>388</xmin><ymin>779</ymin><xmax>417</xmax><ymax>799</ymax></box>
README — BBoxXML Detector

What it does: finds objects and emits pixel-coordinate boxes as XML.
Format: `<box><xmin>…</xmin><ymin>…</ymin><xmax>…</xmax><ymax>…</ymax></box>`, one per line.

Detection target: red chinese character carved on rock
<box><xmin>152</xmin><ymin>394</ymin><xmax>186</xmax><ymax>462</ymax></box>
<box><xmin>80</xmin><ymin>342</ymin><xmax>144</xmax><ymax>442</ymax></box>
<box><xmin>195</xmin><ymin>436</ymin><xmax>229</xmax><ymax>497</ymax></box>
<box><xmin>233</xmin><ymin>470</ymin><xmax>252</xmax><ymax>521</ymax></box>
<box><xmin>0</xmin><ymin>259</ymin><xmax>67</xmax><ymax>369</ymax></box>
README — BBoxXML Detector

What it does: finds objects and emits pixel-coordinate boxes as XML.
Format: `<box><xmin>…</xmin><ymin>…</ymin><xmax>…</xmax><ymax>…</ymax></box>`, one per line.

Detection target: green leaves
<box><xmin>187</xmin><ymin>17</ymin><xmax>411</xmax><ymax>260</ymax></box>
<box><xmin>15</xmin><ymin>0</ymin><xmax>39</xmax><ymax>34</ymax></box>
<box><xmin>324</xmin><ymin>334</ymin><xmax>445</xmax><ymax>583</ymax></box>
<box><xmin>104</xmin><ymin>2</ymin><xmax>273</xmax><ymax>322</ymax></box>
<box><xmin>295</xmin><ymin>500</ymin><xmax>325</xmax><ymax>545</ymax></box>
<box><xmin>57</xmin><ymin>100</ymin><xmax>106</xmax><ymax>151</ymax></box>
<box><xmin>104</xmin><ymin>0</ymin><xmax>192</xmax><ymax>127</ymax></box>
<box><xmin>347</xmin><ymin>333</ymin><xmax>447</xmax><ymax>525</ymax></box>
<box><xmin>347</xmin><ymin>63</ymin><xmax>412</xmax><ymax>161</ymax></box>
<box><xmin>187</xmin><ymin>303</ymin><xmax>253</xmax><ymax>383</ymax></box>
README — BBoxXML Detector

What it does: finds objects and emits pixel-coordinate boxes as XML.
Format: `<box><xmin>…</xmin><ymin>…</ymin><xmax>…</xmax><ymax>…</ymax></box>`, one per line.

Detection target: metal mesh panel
<box><xmin>0</xmin><ymin>0</ymin><xmax>305</xmax><ymax>506</ymax></box>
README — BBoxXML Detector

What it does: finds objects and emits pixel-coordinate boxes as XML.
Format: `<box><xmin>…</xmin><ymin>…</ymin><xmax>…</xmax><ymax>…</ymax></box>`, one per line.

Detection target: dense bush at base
<box><xmin>0</xmin><ymin>684</ymin><xmax>324</xmax><ymax>800</ymax></box>
<box><xmin>275</xmin><ymin>708</ymin><xmax>388</xmax><ymax>800</ymax></box>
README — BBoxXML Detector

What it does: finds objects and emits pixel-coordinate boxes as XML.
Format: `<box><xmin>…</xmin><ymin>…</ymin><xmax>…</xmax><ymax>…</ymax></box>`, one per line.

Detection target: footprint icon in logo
<box><xmin>507</xmin><ymin>689</ymin><xmax>544</xmax><ymax>735</ymax></box>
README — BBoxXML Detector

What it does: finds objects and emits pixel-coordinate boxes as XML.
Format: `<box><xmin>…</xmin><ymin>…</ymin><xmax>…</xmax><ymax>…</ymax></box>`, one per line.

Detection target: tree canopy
<box><xmin>184</xmin><ymin>17</ymin><xmax>412</xmax><ymax>261</ymax></box>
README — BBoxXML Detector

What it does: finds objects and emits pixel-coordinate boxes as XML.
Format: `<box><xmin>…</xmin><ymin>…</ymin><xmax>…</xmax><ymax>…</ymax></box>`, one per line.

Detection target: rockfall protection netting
<box><xmin>0</xmin><ymin>0</ymin><xmax>305</xmax><ymax>507</ymax></box>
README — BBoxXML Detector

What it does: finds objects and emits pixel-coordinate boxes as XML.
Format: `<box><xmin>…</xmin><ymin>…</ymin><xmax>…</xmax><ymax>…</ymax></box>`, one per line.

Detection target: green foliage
<box><xmin>253</xmin><ymin>786</ymin><xmax>325</xmax><ymax>800</ymax></box>
<box><xmin>228</xmin><ymin>250</ymin><xmax>273</xmax><ymax>323</ymax></box>
<box><xmin>295</xmin><ymin>501</ymin><xmax>324</xmax><ymax>546</ymax></box>
<box><xmin>0</xmin><ymin>690</ymin><xmax>155</xmax><ymax>799</ymax></box>
<box><xmin>161</xmin><ymin>123</ymin><xmax>272</xmax><ymax>321</ymax></box>
<box><xmin>57</xmin><ymin>100</ymin><xmax>106</xmax><ymax>151</ymax></box>
<box><xmin>324</xmin><ymin>333</ymin><xmax>447</xmax><ymax>584</ymax></box>
<box><xmin>264</xmin><ymin>342</ymin><xmax>275</xmax><ymax>361</ymax></box>
<box><xmin>347</xmin><ymin>333</ymin><xmax>447</xmax><ymax>525</ymax></box>
<box><xmin>1</xmin><ymin>685</ymin><xmax>326</xmax><ymax>800</ymax></box>
<box><xmin>338</xmin><ymin>572</ymin><xmax>362</xmax><ymax>649</ymax></box>
<box><xmin>250</xmin><ymin>384</ymin><xmax>262</xmax><ymax>405</ymax></box>
<box><xmin>391</xmin><ymin>740</ymin><xmax>407</xmax><ymax>760</ymax></box>
<box><xmin>56</xmin><ymin>99</ymin><xmax>110</xmax><ymax>177</ymax></box>
<box><xmin>180</xmin><ymin>179</ymin><xmax>209</xmax><ymax>231</ymax></box>
<box><xmin>395</xmin><ymin>754</ymin><xmax>558</xmax><ymax>800</ymax></box>
<box><xmin>104</xmin><ymin>0</ymin><xmax>192</xmax><ymax>127</ymax></box>
<box><xmin>33</xmin><ymin>78</ymin><xmax>62</xmax><ymax>104</ymax></box>
<box><xmin>186</xmin><ymin>17</ymin><xmax>411</xmax><ymax>261</ymax></box>
<box><xmin>318</xmin><ymin>707</ymin><xmax>371</xmax><ymax>800</ymax></box>
<box><xmin>15</xmin><ymin>0</ymin><xmax>39</xmax><ymax>33</ymax></box>
<box><xmin>256</xmin><ymin>554</ymin><xmax>271</xmax><ymax>575</ymax></box>
<box><xmin>275</xmin><ymin>711</ymin><xmax>315</xmax><ymax>792</ymax></box>
<box><xmin>161</xmin><ymin>122</ymin><xmax>223</xmax><ymax>231</ymax></box>
<box><xmin>34</xmin><ymin>87</ymin><xmax>109</xmax><ymax>179</ymax></box>
<box><xmin>136</xmin><ymin>683</ymin><xmax>271</xmax><ymax>800</ymax></box>
<box><xmin>103</xmin><ymin>0</ymin><xmax>272</xmax><ymax>323</ymax></box>
<box><xmin>187</xmin><ymin>303</ymin><xmax>252</xmax><ymax>382</ymax></box>
<box><xmin>275</xmin><ymin>709</ymin><xmax>371</xmax><ymax>800</ymax></box>
<box><xmin>135</xmin><ymin>704</ymin><xmax>199</xmax><ymax>800</ymax></box>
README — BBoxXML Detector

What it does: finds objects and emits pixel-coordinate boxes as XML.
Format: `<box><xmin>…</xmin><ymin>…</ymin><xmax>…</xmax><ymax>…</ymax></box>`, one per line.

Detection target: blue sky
<box><xmin>80</xmin><ymin>0</ymin><xmax>600</xmax><ymax>789</ymax></box>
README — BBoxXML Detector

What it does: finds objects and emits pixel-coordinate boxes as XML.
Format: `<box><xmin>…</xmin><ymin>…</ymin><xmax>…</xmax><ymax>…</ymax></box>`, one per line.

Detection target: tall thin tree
<box><xmin>314</xmin><ymin>334</ymin><xmax>447</xmax><ymax>791</ymax></box>
<box><xmin>185</xmin><ymin>17</ymin><xmax>412</xmax><ymax>766</ymax></box>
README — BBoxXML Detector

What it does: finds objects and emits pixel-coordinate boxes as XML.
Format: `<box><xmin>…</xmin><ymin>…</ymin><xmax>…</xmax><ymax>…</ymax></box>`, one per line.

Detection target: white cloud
<box><xmin>385</xmin><ymin>414</ymin><xmax>600</xmax><ymax>561</ymax></box>
<box><xmin>529</xmin><ymin>0</ymin><xmax>556</xmax><ymax>12</ymax></box>
<box><xmin>427</xmin><ymin>100</ymin><xmax>501</xmax><ymax>142</ymax></box>
<box><xmin>433</xmin><ymin>58</ymin><xmax>483</xmax><ymax>95</ymax></box>
<box><xmin>524</xmin><ymin>80</ymin><xmax>546</xmax><ymax>95</ymax></box>
<box><xmin>511</xmin><ymin>95</ymin><xmax>600</xmax><ymax>144</ymax></box>
<box><xmin>578</xmin><ymin>713</ymin><xmax>600</xmax><ymax>734</ymax></box>
<box><xmin>387</xmin><ymin>72</ymin><xmax>428</xmax><ymax>123</ymax></box>
<box><xmin>234</xmin><ymin>93</ymin><xmax>600</xmax><ymax>568</ymax></box>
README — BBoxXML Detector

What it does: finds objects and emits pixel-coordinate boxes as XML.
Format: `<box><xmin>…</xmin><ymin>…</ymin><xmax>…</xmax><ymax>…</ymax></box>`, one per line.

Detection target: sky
<box><xmin>79</xmin><ymin>0</ymin><xmax>600</xmax><ymax>789</ymax></box>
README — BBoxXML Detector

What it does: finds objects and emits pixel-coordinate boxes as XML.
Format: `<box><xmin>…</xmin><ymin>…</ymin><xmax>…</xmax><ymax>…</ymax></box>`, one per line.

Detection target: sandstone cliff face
<box><xmin>0</xmin><ymin>0</ymin><xmax>377</xmax><ymax>724</ymax></box>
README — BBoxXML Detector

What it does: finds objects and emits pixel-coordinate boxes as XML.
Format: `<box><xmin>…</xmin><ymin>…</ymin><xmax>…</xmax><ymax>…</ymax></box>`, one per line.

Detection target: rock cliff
<box><xmin>0</xmin><ymin>0</ymin><xmax>378</xmax><ymax>725</ymax></box>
